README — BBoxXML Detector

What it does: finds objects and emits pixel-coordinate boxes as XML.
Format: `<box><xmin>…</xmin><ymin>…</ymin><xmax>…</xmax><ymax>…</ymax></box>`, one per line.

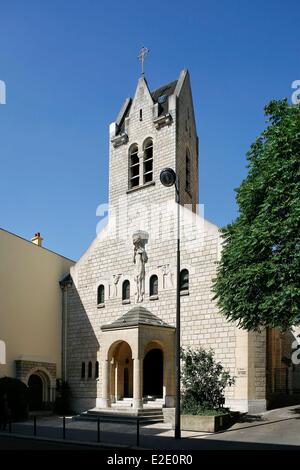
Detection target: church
<box><xmin>61</xmin><ymin>67</ymin><xmax>296</xmax><ymax>417</ymax></box>
<box><xmin>1</xmin><ymin>67</ymin><xmax>298</xmax><ymax>418</ymax></box>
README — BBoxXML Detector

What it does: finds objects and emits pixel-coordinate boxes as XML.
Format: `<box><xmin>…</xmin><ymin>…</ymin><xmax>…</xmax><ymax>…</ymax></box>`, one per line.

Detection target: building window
<box><xmin>139</xmin><ymin>109</ymin><xmax>143</xmax><ymax>121</ymax></box>
<box><xmin>95</xmin><ymin>361</ymin><xmax>99</xmax><ymax>379</ymax></box>
<box><xmin>180</xmin><ymin>269</ymin><xmax>189</xmax><ymax>292</ymax></box>
<box><xmin>129</xmin><ymin>144</ymin><xmax>139</xmax><ymax>188</ymax></box>
<box><xmin>81</xmin><ymin>362</ymin><xmax>85</xmax><ymax>379</ymax></box>
<box><xmin>122</xmin><ymin>280</ymin><xmax>130</xmax><ymax>301</ymax></box>
<box><xmin>97</xmin><ymin>284</ymin><xmax>105</xmax><ymax>305</ymax></box>
<box><xmin>150</xmin><ymin>274</ymin><xmax>158</xmax><ymax>297</ymax></box>
<box><xmin>185</xmin><ymin>149</ymin><xmax>191</xmax><ymax>193</ymax></box>
<box><xmin>88</xmin><ymin>361</ymin><xmax>92</xmax><ymax>379</ymax></box>
<box><xmin>143</xmin><ymin>139</ymin><xmax>153</xmax><ymax>184</ymax></box>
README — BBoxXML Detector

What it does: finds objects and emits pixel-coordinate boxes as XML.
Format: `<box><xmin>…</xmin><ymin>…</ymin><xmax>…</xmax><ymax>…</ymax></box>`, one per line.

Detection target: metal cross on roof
<box><xmin>138</xmin><ymin>46</ymin><xmax>150</xmax><ymax>76</ymax></box>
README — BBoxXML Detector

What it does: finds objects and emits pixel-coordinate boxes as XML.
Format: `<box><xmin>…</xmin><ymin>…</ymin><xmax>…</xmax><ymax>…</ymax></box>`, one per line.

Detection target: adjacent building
<box><xmin>0</xmin><ymin>229</ymin><xmax>74</xmax><ymax>409</ymax></box>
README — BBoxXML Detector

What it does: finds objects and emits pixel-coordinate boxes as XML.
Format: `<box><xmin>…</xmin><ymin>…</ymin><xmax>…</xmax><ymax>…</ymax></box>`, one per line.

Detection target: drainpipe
<box><xmin>59</xmin><ymin>276</ymin><xmax>72</xmax><ymax>383</ymax></box>
<box><xmin>61</xmin><ymin>286</ymin><xmax>67</xmax><ymax>382</ymax></box>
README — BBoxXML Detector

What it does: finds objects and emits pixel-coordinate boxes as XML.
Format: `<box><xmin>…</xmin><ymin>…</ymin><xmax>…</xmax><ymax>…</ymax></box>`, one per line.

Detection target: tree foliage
<box><xmin>213</xmin><ymin>100</ymin><xmax>300</xmax><ymax>330</ymax></box>
<box><xmin>181</xmin><ymin>347</ymin><xmax>235</xmax><ymax>414</ymax></box>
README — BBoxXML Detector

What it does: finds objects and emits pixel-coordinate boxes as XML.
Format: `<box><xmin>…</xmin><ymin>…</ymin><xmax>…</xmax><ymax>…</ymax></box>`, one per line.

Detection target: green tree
<box><xmin>213</xmin><ymin>99</ymin><xmax>300</xmax><ymax>330</ymax></box>
<box><xmin>181</xmin><ymin>347</ymin><xmax>235</xmax><ymax>414</ymax></box>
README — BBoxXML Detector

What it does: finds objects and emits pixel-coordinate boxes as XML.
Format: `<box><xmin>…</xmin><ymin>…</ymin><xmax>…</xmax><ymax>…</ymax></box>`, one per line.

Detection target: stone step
<box><xmin>111</xmin><ymin>399</ymin><xmax>164</xmax><ymax>409</ymax></box>
<box><xmin>74</xmin><ymin>414</ymin><xmax>164</xmax><ymax>424</ymax></box>
<box><xmin>111</xmin><ymin>403</ymin><xmax>164</xmax><ymax>410</ymax></box>
<box><xmin>143</xmin><ymin>397</ymin><xmax>164</xmax><ymax>402</ymax></box>
<box><xmin>111</xmin><ymin>403</ymin><xmax>133</xmax><ymax>408</ymax></box>
<box><xmin>144</xmin><ymin>402</ymin><xmax>164</xmax><ymax>408</ymax></box>
<box><xmin>89</xmin><ymin>407</ymin><xmax>163</xmax><ymax>416</ymax></box>
<box><xmin>74</xmin><ymin>406</ymin><xmax>164</xmax><ymax>424</ymax></box>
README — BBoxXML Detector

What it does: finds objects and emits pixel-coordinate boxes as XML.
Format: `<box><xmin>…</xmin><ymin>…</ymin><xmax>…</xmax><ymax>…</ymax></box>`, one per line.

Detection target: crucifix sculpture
<box><xmin>133</xmin><ymin>230</ymin><xmax>149</xmax><ymax>303</ymax></box>
<box><xmin>138</xmin><ymin>46</ymin><xmax>150</xmax><ymax>76</ymax></box>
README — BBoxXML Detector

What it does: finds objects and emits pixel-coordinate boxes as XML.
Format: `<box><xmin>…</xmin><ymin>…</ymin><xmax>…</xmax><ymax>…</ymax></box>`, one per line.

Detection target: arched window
<box><xmin>143</xmin><ymin>139</ymin><xmax>153</xmax><ymax>183</ymax></box>
<box><xmin>97</xmin><ymin>284</ymin><xmax>105</xmax><ymax>305</ymax></box>
<box><xmin>129</xmin><ymin>144</ymin><xmax>139</xmax><ymax>188</ymax></box>
<box><xmin>81</xmin><ymin>362</ymin><xmax>85</xmax><ymax>379</ymax></box>
<box><xmin>185</xmin><ymin>149</ymin><xmax>191</xmax><ymax>193</ymax></box>
<box><xmin>122</xmin><ymin>280</ymin><xmax>130</xmax><ymax>301</ymax></box>
<box><xmin>150</xmin><ymin>274</ymin><xmax>158</xmax><ymax>297</ymax></box>
<box><xmin>180</xmin><ymin>269</ymin><xmax>189</xmax><ymax>292</ymax></box>
<box><xmin>88</xmin><ymin>361</ymin><xmax>92</xmax><ymax>379</ymax></box>
<box><xmin>95</xmin><ymin>361</ymin><xmax>99</xmax><ymax>379</ymax></box>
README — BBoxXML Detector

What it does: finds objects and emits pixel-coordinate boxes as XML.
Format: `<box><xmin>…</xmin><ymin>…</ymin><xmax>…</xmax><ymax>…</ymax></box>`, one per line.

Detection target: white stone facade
<box><xmin>65</xmin><ymin>70</ymin><xmax>267</xmax><ymax>414</ymax></box>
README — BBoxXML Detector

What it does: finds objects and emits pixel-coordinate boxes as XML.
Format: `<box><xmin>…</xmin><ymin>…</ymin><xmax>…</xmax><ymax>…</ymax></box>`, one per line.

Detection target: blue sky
<box><xmin>0</xmin><ymin>0</ymin><xmax>299</xmax><ymax>260</ymax></box>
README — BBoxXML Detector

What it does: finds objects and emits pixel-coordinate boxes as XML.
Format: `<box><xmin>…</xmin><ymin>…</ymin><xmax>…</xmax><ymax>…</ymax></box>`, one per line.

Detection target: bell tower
<box><xmin>108</xmin><ymin>68</ymin><xmax>199</xmax><ymax>213</ymax></box>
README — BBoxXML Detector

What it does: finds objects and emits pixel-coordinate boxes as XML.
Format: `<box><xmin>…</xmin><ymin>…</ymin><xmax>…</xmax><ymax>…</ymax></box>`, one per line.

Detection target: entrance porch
<box><xmin>97</xmin><ymin>306</ymin><xmax>175</xmax><ymax>411</ymax></box>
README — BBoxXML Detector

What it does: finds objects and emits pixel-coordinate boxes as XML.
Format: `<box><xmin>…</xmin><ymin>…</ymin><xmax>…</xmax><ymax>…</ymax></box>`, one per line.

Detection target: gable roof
<box><xmin>151</xmin><ymin>80</ymin><xmax>177</xmax><ymax>115</ymax></box>
<box><xmin>116</xmin><ymin>78</ymin><xmax>178</xmax><ymax>135</ymax></box>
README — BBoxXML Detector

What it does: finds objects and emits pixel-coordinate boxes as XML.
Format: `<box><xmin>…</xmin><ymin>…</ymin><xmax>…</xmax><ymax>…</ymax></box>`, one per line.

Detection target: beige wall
<box><xmin>0</xmin><ymin>228</ymin><xmax>74</xmax><ymax>380</ymax></box>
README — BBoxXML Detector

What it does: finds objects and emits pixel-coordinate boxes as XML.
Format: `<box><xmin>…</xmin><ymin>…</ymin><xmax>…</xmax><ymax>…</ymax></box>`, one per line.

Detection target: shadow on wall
<box><xmin>66</xmin><ymin>283</ymin><xmax>99</xmax><ymax>414</ymax></box>
<box><xmin>267</xmin><ymin>328</ymin><xmax>300</xmax><ymax>410</ymax></box>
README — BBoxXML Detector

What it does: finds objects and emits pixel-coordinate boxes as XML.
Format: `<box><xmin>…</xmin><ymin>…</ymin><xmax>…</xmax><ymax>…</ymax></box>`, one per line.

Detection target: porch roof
<box><xmin>101</xmin><ymin>306</ymin><xmax>174</xmax><ymax>331</ymax></box>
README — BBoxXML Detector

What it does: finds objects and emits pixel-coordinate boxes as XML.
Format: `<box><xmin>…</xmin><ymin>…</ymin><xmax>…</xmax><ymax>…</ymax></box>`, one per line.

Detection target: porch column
<box><xmin>133</xmin><ymin>357</ymin><xmax>143</xmax><ymax>409</ymax></box>
<box><xmin>98</xmin><ymin>359</ymin><xmax>110</xmax><ymax>408</ymax></box>
<box><xmin>114</xmin><ymin>361</ymin><xmax>118</xmax><ymax>402</ymax></box>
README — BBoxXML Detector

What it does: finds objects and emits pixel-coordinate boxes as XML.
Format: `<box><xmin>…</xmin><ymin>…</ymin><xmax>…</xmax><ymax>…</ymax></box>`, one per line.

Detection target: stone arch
<box><xmin>122</xmin><ymin>279</ymin><xmax>131</xmax><ymax>301</ymax></box>
<box><xmin>25</xmin><ymin>367</ymin><xmax>54</xmax><ymax>409</ymax></box>
<box><xmin>149</xmin><ymin>274</ymin><xmax>158</xmax><ymax>297</ymax></box>
<box><xmin>25</xmin><ymin>366</ymin><xmax>55</xmax><ymax>388</ymax></box>
<box><xmin>108</xmin><ymin>340</ymin><xmax>133</xmax><ymax>401</ymax></box>
<box><xmin>144</xmin><ymin>339</ymin><xmax>165</xmax><ymax>356</ymax></box>
<box><xmin>179</xmin><ymin>263</ymin><xmax>192</xmax><ymax>292</ymax></box>
<box><xmin>143</xmin><ymin>340</ymin><xmax>165</xmax><ymax>399</ymax></box>
<box><xmin>129</xmin><ymin>143</ymin><xmax>140</xmax><ymax>189</ymax></box>
<box><xmin>95</xmin><ymin>279</ymin><xmax>109</xmax><ymax>303</ymax></box>
<box><xmin>145</xmin><ymin>269</ymin><xmax>163</xmax><ymax>296</ymax></box>
<box><xmin>142</xmin><ymin>136</ymin><xmax>154</xmax><ymax>148</ymax></box>
<box><xmin>142</xmin><ymin>137</ymin><xmax>153</xmax><ymax>184</ymax></box>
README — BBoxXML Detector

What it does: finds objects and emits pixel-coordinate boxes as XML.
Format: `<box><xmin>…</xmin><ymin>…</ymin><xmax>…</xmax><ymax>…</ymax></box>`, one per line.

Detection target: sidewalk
<box><xmin>1</xmin><ymin>405</ymin><xmax>300</xmax><ymax>450</ymax></box>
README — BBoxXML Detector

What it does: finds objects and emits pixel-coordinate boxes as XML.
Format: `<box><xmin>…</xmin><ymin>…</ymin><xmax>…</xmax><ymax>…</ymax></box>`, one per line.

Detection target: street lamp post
<box><xmin>160</xmin><ymin>168</ymin><xmax>181</xmax><ymax>439</ymax></box>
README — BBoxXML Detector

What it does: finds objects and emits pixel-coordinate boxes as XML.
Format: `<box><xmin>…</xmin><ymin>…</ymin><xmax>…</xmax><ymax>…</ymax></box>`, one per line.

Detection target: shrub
<box><xmin>181</xmin><ymin>347</ymin><xmax>235</xmax><ymax>415</ymax></box>
<box><xmin>0</xmin><ymin>377</ymin><xmax>28</xmax><ymax>420</ymax></box>
<box><xmin>213</xmin><ymin>100</ymin><xmax>300</xmax><ymax>331</ymax></box>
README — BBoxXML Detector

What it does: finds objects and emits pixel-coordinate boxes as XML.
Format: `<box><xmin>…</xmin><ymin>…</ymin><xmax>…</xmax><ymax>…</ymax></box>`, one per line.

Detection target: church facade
<box><xmin>62</xmin><ymin>69</ymin><xmax>271</xmax><ymax>415</ymax></box>
<box><xmin>1</xmin><ymin>69</ymin><xmax>299</xmax><ymax>416</ymax></box>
